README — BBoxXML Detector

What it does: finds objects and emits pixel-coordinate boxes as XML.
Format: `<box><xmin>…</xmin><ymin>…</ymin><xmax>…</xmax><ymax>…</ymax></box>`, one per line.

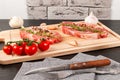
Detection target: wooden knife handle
<box><xmin>70</xmin><ymin>59</ymin><xmax>111</xmax><ymax>70</ymax></box>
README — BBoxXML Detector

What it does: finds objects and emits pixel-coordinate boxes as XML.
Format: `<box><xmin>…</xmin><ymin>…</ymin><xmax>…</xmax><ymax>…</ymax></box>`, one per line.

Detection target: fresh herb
<box><xmin>93</xmin><ymin>29</ymin><xmax>101</xmax><ymax>33</ymax></box>
<box><xmin>61</xmin><ymin>23</ymin><xmax>102</xmax><ymax>33</ymax></box>
<box><xmin>24</xmin><ymin>27</ymin><xmax>53</xmax><ymax>38</ymax></box>
<box><xmin>26</xmin><ymin>30</ymin><xmax>34</xmax><ymax>34</ymax></box>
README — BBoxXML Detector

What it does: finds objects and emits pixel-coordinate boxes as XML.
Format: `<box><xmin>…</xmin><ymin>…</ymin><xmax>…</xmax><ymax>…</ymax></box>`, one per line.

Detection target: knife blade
<box><xmin>25</xmin><ymin>59</ymin><xmax>111</xmax><ymax>75</ymax></box>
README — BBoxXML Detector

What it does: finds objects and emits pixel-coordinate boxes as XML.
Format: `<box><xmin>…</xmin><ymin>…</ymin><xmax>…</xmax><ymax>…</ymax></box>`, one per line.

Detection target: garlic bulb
<box><xmin>9</xmin><ymin>16</ymin><xmax>24</xmax><ymax>28</ymax></box>
<box><xmin>85</xmin><ymin>12</ymin><xmax>98</xmax><ymax>24</ymax></box>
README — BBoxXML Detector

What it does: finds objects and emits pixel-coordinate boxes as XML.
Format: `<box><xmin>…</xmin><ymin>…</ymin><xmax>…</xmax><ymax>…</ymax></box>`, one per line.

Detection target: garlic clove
<box><xmin>85</xmin><ymin>12</ymin><xmax>98</xmax><ymax>24</ymax></box>
<box><xmin>39</xmin><ymin>23</ymin><xmax>47</xmax><ymax>29</ymax></box>
<box><xmin>9</xmin><ymin>16</ymin><xmax>24</xmax><ymax>28</ymax></box>
<box><xmin>40</xmin><ymin>23</ymin><xmax>47</xmax><ymax>26</ymax></box>
<box><xmin>67</xmin><ymin>40</ymin><xmax>78</xmax><ymax>47</ymax></box>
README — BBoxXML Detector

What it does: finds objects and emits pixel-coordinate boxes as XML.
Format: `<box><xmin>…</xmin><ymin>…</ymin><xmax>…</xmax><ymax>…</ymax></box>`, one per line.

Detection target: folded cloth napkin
<box><xmin>13</xmin><ymin>53</ymin><xmax>96</xmax><ymax>80</ymax></box>
<box><xmin>96</xmin><ymin>55</ymin><xmax>120</xmax><ymax>80</ymax></box>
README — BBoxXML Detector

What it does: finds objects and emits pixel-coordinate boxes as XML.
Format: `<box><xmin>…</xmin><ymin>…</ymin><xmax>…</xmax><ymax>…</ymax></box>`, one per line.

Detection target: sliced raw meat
<box><xmin>60</xmin><ymin>21</ymin><xmax>108</xmax><ymax>39</ymax></box>
<box><xmin>20</xmin><ymin>26</ymin><xmax>62</xmax><ymax>44</ymax></box>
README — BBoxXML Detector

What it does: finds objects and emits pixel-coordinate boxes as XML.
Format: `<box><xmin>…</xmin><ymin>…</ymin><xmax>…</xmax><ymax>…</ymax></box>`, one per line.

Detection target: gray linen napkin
<box><xmin>96</xmin><ymin>55</ymin><xmax>120</xmax><ymax>80</ymax></box>
<box><xmin>14</xmin><ymin>53</ymin><xmax>96</xmax><ymax>80</ymax></box>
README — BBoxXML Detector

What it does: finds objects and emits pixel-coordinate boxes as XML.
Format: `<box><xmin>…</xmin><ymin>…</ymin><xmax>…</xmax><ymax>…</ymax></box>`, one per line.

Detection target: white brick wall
<box><xmin>26</xmin><ymin>0</ymin><xmax>112</xmax><ymax>20</ymax></box>
<box><xmin>68</xmin><ymin>0</ymin><xmax>111</xmax><ymax>7</ymax></box>
<box><xmin>90</xmin><ymin>8</ymin><xmax>111</xmax><ymax>19</ymax></box>
<box><xmin>48</xmin><ymin>7</ymin><xmax>88</xmax><ymax>19</ymax></box>
<box><xmin>28</xmin><ymin>7</ymin><xmax>47</xmax><ymax>19</ymax></box>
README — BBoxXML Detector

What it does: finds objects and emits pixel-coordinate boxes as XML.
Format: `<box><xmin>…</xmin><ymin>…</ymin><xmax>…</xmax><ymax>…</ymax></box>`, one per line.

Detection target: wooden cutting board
<box><xmin>0</xmin><ymin>22</ymin><xmax>120</xmax><ymax>65</ymax></box>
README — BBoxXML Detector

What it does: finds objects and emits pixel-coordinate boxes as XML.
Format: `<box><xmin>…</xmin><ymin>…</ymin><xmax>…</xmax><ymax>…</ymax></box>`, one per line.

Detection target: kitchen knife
<box><xmin>25</xmin><ymin>59</ymin><xmax>111</xmax><ymax>75</ymax></box>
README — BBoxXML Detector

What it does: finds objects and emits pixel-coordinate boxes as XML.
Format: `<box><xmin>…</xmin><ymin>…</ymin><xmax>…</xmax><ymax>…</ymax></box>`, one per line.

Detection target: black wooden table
<box><xmin>0</xmin><ymin>20</ymin><xmax>120</xmax><ymax>80</ymax></box>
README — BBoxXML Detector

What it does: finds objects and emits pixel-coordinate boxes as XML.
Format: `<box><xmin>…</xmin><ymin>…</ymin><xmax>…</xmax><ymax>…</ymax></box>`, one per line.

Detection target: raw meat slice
<box><xmin>60</xmin><ymin>21</ymin><xmax>108</xmax><ymax>39</ymax></box>
<box><xmin>20</xmin><ymin>26</ymin><xmax>62</xmax><ymax>44</ymax></box>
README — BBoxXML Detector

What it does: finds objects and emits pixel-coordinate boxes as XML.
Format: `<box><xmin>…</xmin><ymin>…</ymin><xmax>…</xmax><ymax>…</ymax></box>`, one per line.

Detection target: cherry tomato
<box><xmin>12</xmin><ymin>44</ymin><xmax>24</xmax><ymax>55</ymax></box>
<box><xmin>21</xmin><ymin>42</ymin><xmax>27</xmax><ymax>55</ymax></box>
<box><xmin>47</xmin><ymin>38</ymin><xmax>59</xmax><ymax>44</ymax></box>
<box><xmin>38</xmin><ymin>40</ymin><xmax>50</xmax><ymax>51</ymax></box>
<box><xmin>21</xmin><ymin>42</ymin><xmax>27</xmax><ymax>47</ymax></box>
<box><xmin>32</xmin><ymin>43</ymin><xmax>38</xmax><ymax>47</ymax></box>
<box><xmin>25</xmin><ymin>43</ymin><xmax>38</xmax><ymax>55</ymax></box>
<box><xmin>3</xmin><ymin>45</ymin><xmax>12</xmax><ymax>55</ymax></box>
<box><xmin>47</xmin><ymin>39</ymin><xmax>54</xmax><ymax>44</ymax></box>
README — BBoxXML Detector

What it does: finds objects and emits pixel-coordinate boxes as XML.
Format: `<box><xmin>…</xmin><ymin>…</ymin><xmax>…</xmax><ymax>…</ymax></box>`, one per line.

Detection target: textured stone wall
<box><xmin>26</xmin><ymin>0</ymin><xmax>111</xmax><ymax>20</ymax></box>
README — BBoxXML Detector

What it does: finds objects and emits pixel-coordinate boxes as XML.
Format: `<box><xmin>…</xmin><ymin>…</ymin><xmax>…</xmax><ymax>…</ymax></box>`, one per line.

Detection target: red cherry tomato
<box><xmin>25</xmin><ymin>43</ymin><xmax>38</xmax><ymax>55</ymax></box>
<box><xmin>21</xmin><ymin>42</ymin><xmax>27</xmax><ymax>55</ymax></box>
<box><xmin>38</xmin><ymin>40</ymin><xmax>50</xmax><ymax>51</ymax></box>
<box><xmin>47</xmin><ymin>39</ymin><xmax>54</xmax><ymax>44</ymax></box>
<box><xmin>3</xmin><ymin>45</ymin><xmax>12</xmax><ymax>55</ymax></box>
<box><xmin>21</xmin><ymin>42</ymin><xmax>27</xmax><ymax>48</ymax></box>
<box><xmin>12</xmin><ymin>44</ymin><xmax>24</xmax><ymax>55</ymax></box>
<box><xmin>32</xmin><ymin>43</ymin><xmax>38</xmax><ymax>47</ymax></box>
